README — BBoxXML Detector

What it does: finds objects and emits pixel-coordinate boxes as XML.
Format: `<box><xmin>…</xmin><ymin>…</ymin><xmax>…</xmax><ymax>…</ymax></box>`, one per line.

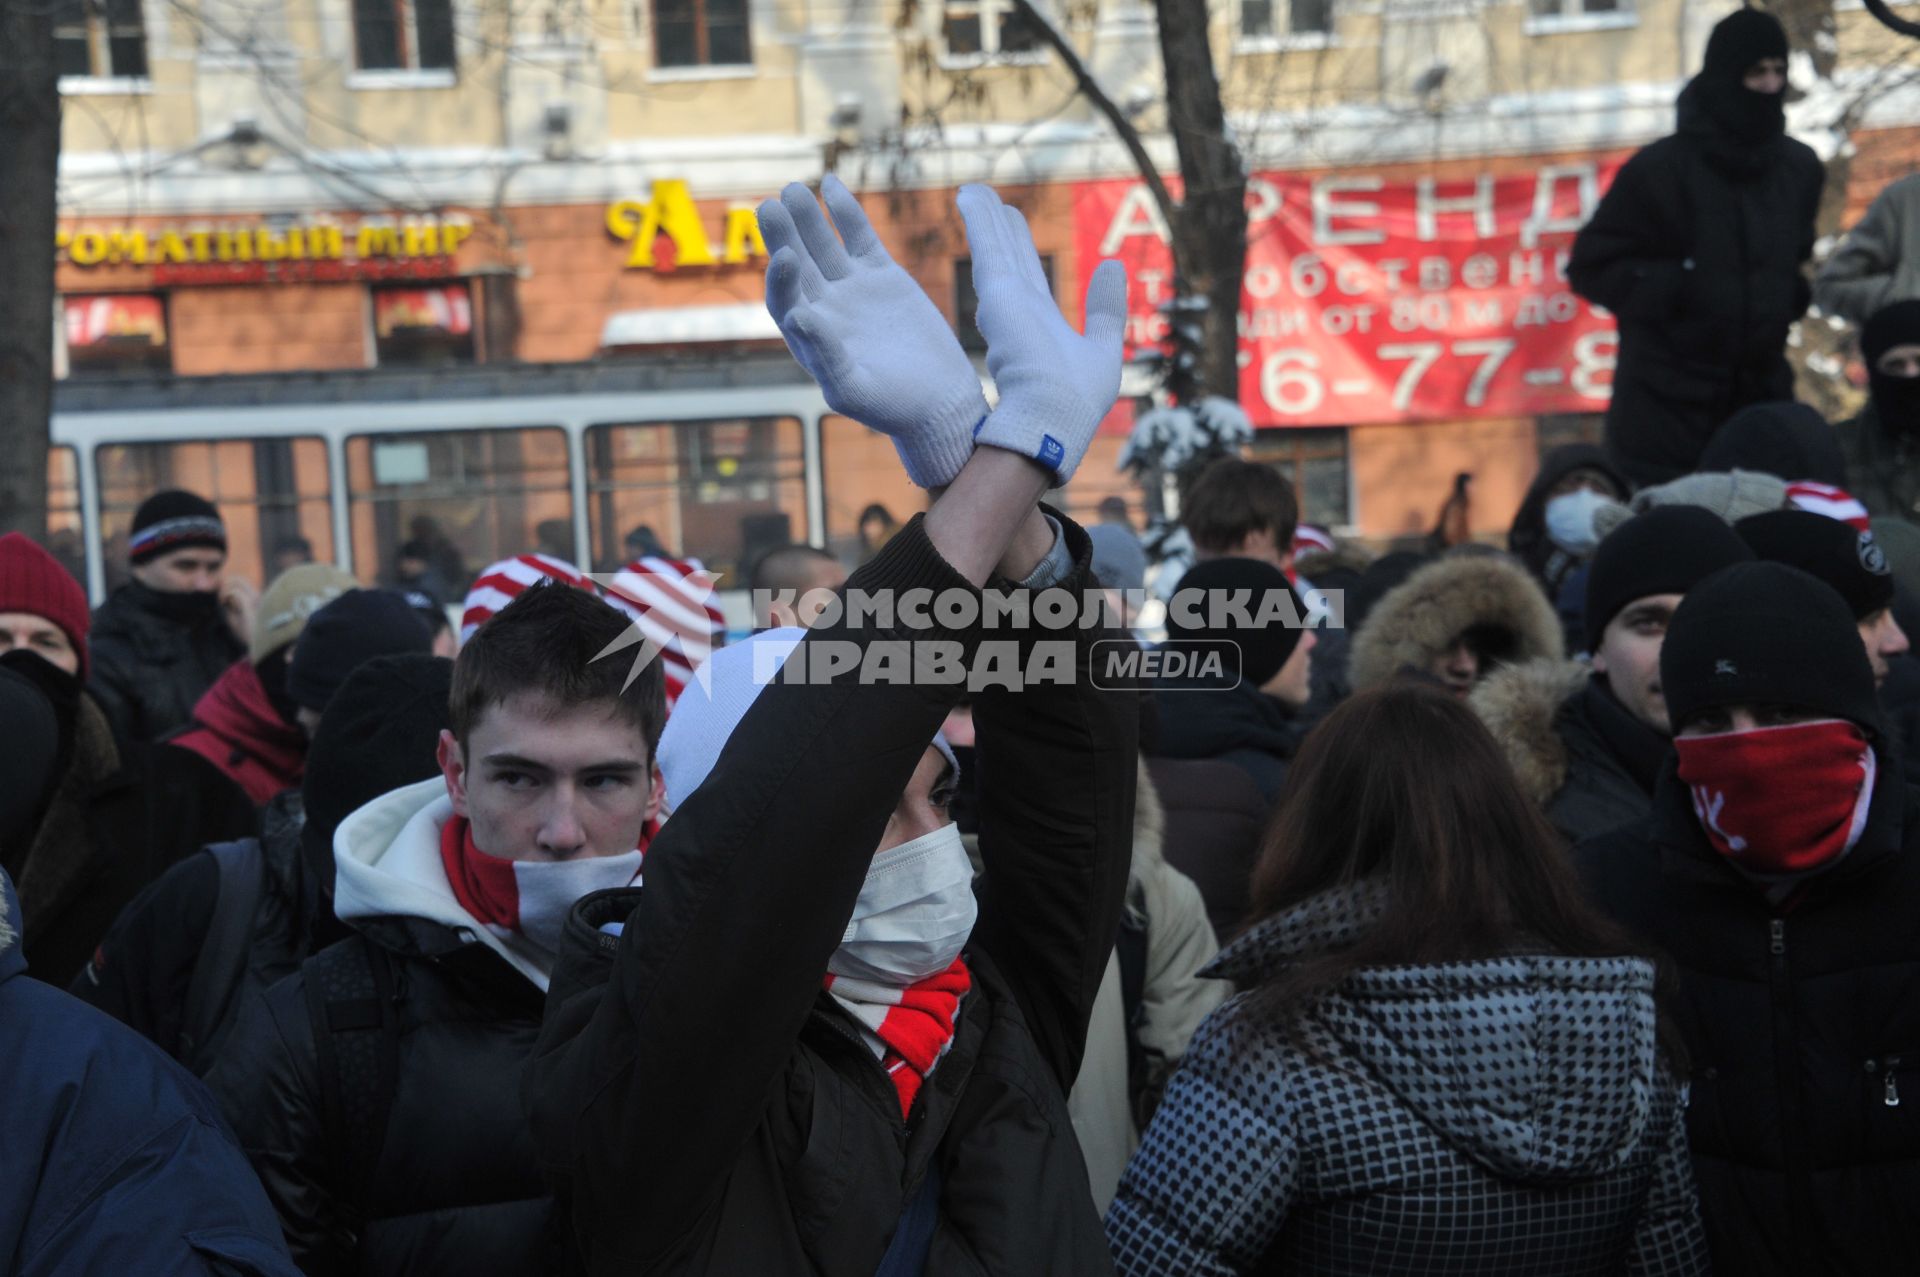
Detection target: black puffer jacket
<box><xmin>1570</xmin><ymin>82</ymin><xmax>1824</xmax><ymax>485</ymax></box>
<box><xmin>1578</xmin><ymin>759</ymin><xmax>1920</xmax><ymax>1275</ymax></box>
<box><xmin>1150</xmin><ymin>677</ymin><xmax>1299</xmax><ymax>804</ymax></box>
<box><xmin>89</xmin><ymin>580</ymin><xmax>247</xmax><ymax>745</ymax></box>
<box><xmin>71</xmin><ymin>791</ymin><xmax>349</xmax><ymax>1072</ymax></box>
<box><xmin>1106</xmin><ymin>881</ymin><xmax>1709</xmax><ymax>1275</ymax></box>
<box><xmin>207</xmin><ymin>778</ymin><xmax>568</xmax><ymax>1276</ymax></box>
<box><xmin>524</xmin><ymin>515</ymin><xmax>1136</xmax><ymax>1275</ymax></box>
<box><xmin>1473</xmin><ymin>661</ymin><xmax>1668</xmax><ymax>846</ymax></box>
<box><xmin>0</xmin><ymin>652</ymin><xmax>256</xmax><ymax>988</ymax></box>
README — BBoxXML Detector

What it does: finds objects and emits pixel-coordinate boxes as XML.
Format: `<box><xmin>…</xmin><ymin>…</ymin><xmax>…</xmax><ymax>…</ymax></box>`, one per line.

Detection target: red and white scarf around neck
<box><xmin>824</xmin><ymin>960</ymin><xmax>972</xmax><ymax>1119</ymax></box>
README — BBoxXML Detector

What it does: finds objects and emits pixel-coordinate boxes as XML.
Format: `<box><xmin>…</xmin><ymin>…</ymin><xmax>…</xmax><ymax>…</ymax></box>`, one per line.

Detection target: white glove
<box><xmin>757</xmin><ymin>175</ymin><xmax>986</xmax><ymax>489</ymax></box>
<box><xmin>959</xmin><ymin>184</ymin><xmax>1128</xmax><ymax>485</ymax></box>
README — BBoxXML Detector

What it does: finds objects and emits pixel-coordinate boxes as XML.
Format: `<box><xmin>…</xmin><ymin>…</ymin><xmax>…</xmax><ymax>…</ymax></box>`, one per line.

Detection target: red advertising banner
<box><xmin>1073</xmin><ymin>156</ymin><xmax>1629</xmax><ymax>428</ymax></box>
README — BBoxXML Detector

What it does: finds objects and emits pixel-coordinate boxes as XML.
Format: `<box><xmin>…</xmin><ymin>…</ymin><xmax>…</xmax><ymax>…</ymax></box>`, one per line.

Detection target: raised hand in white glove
<box><xmin>757</xmin><ymin>175</ymin><xmax>986</xmax><ymax>489</ymax></box>
<box><xmin>959</xmin><ymin>184</ymin><xmax>1128</xmax><ymax>485</ymax></box>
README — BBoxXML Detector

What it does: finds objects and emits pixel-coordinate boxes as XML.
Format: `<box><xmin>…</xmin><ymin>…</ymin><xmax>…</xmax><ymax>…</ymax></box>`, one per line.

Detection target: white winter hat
<box><xmin>659</xmin><ymin>627</ymin><xmax>958</xmax><ymax>815</ymax></box>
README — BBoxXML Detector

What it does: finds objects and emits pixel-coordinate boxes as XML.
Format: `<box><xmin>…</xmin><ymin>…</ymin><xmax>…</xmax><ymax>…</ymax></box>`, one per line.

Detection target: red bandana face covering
<box><xmin>439</xmin><ymin>816</ymin><xmax>646</xmax><ymax>954</ymax></box>
<box><xmin>1674</xmin><ymin>719</ymin><xmax>1877</xmax><ymax>877</ymax></box>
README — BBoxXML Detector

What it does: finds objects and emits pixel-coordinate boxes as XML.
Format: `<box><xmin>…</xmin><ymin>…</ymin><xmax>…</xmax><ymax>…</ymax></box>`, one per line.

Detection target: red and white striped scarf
<box><xmin>824</xmin><ymin>959</ymin><xmax>972</xmax><ymax>1119</ymax></box>
<box><xmin>1786</xmin><ymin>481</ymin><xmax>1872</xmax><ymax>532</ymax></box>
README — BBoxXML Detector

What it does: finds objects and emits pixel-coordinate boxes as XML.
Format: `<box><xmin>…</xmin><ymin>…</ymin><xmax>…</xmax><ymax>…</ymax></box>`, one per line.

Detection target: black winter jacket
<box><xmin>1837</xmin><ymin>402</ymin><xmax>1920</xmax><ymax>520</ymax></box>
<box><xmin>89</xmin><ymin>579</ymin><xmax>247</xmax><ymax>745</ymax></box>
<box><xmin>1577</xmin><ymin>759</ymin><xmax>1920</xmax><ymax>1275</ymax></box>
<box><xmin>207</xmin><ymin>911</ymin><xmax>565</xmax><ymax>1276</ymax></box>
<box><xmin>1150</xmin><ymin>677</ymin><xmax>1298</xmax><ymax>804</ymax></box>
<box><xmin>1569</xmin><ymin>81</ymin><xmax>1824</xmax><ymax>485</ymax></box>
<box><xmin>1147</xmin><ymin>756</ymin><xmax>1270</xmax><ymax>942</ymax></box>
<box><xmin>1106</xmin><ymin>881</ymin><xmax>1709</xmax><ymax>1275</ymax></box>
<box><xmin>73</xmin><ymin>791</ymin><xmax>348</xmax><ymax>1072</ymax></box>
<box><xmin>0</xmin><ymin>652</ymin><xmax>256</xmax><ymax>988</ymax></box>
<box><xmin>523</xmin><ymin>514</ymin><xmax>1137</xmax><ymax>1275</ymax></box>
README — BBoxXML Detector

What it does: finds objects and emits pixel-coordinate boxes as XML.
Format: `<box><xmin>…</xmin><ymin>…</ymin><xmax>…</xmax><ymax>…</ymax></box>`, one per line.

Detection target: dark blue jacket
<box><xmin>0</xmin><ymin>867</ymin><xmax>299</xmax><ymax>1276</ymax></box>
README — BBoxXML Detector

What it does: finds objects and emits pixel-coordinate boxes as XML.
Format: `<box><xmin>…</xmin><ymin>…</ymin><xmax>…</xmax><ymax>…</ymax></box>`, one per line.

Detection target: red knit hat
<box><xmin>0</xmin><ymin>533</ymin><xmax>91</xmax><ymax>676</ymax></box>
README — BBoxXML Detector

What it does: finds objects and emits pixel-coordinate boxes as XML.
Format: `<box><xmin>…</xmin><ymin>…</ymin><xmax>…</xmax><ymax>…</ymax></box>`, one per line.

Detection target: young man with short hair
<box><xmin>1474</xmin><ymin>505</ymin><xmax>1755</xmax><ymax>844</ymax></box>
<box><xmin>1182</xmin><ymin>457</ymin><xmax>1300</xmax><ymax>574</ymax></box>
<box><xmin>1578</xmin><ymin>561</ymin><xmax>1920</xmax><ymax>1273</ymax></box>
<box><xmin>208</xmin><ymin>582</ymin><xmax>664</xmax><ymax>1272</ymax></box>
<box><xmin>525</xmin><ymin>178</ymin><xmax>1137</xmax><ymax>1274</ymax></box>
<box><xmin>89</xmin><ymin>489</ymin><xmax>255</xmax><ymax>743</ymax></box>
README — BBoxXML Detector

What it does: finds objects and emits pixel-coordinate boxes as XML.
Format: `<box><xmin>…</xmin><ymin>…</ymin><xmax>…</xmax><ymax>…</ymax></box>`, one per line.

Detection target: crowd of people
<box><xmin>8</xmin><ymin>11</ymin><xmax>1920</xmax><ymax>1272</ymax></box>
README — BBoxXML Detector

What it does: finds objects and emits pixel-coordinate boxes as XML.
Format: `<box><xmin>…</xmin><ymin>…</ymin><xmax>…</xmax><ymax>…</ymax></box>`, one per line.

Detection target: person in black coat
<box><xmin>206</xmin><ymin>588</ymin><xmax>663</xmax><ymax>1275</ymax></box>
<box><xmin>1570</xmin><ymin>9</ymin><xmax>1824</xmax><ymax>486</ymax></box>
<box><xmin>72</xmin><ymin>654</ymin><xmax>455</xmax><ymax>1075</ymax></box>
<box><xmin>88</xmin><ymin>490</ymin><xmax>253</xmax><ymax>744</ymax></box>
<box><xmin>1473</xmin><ymin>506</ymin><xmax>1756</xmax><ymax>846</ymax></box>
<box><xmin>523</xmin><ymin>180</ymin><xmax>1135</xmax><ymax>1276</ymax></box>
<box><xmin>1151</xmin><ymin>556</ymin><xmax>1319</xmax><ymax>805</ymax></box>
<box><xmin>1577</xmin><ymin>561</ymin><xmax>1920</xmax><ymax>1274</ymax></box>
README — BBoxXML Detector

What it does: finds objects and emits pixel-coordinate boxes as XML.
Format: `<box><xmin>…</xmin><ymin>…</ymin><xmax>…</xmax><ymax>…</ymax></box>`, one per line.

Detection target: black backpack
<box><xmin>179</xmin><ymin>840</ymin><xmax>268</xmax><ymax>1075</ymax></box>
<box><xmin>302</xmin><ymin>936</ymin><xmax>403</xmax><ymax>1231</ymax></box>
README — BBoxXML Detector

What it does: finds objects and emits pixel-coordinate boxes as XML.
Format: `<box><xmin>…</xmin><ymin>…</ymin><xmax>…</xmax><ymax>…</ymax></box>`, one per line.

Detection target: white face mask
<box><xmin>828</xmin><ymin>822</ymin><xmax>978</xmax><ymax>986</ymax></box>
<box><xmin>1544</xmin><ymin>489</ymin><xmax>1613</xmax><ymax>556</ymax></box>
<box><xmin>510</xmin><ymin>850</ymin><xmax>643</xmax><ymax>957</ymax></box>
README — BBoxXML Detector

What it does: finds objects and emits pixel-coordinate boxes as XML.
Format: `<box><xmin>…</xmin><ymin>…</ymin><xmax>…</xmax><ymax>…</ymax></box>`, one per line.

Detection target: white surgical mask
<box><xmin>1544</xmin><ymin>489</ymin><xmax>1613</xmax><ymax>556</ymax></box>
<box><xmin>509</xmin><ymin>850</ymin><xmax>643</xmax><ymax>957</ymax></box>
<box><xmin>828</xmin><ymin>822</ymin><xmax>977</xmax><ymax>986</ymax></box>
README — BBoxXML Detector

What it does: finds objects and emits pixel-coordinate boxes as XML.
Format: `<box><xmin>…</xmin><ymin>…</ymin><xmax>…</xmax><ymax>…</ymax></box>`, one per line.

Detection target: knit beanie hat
<box><xmin>387</xmin><ymin>587</ymin><xmax>451</xmax><ymax>641</ymax></box>
<box><xmin>461</xmin><ymin>553</ymin><xmax>595</xmax><ymax>644</ymax></box>
<box><xmin>1086</xmin><ymin>524</ymin><xmax>1148</xmax><ymax>594</ymax></box>
<box><xmin>129</xmin><ymin>490</ymin><xmax>226</xmax><ymax>566</ymax></box>
<box><xmin>287</xmin><ymin>589</ymin><xmax>434</xmax><ymax>713</ymax></box>
<box><xmin>1166</xmin><ymin>557</ymin><xmax>1308</xmax><ymax>688</ymax></box>
<box><xmin>301</xmin><ymin>653</ymin><xmax>454</xmax><ymax>891</ymax></box>
<box><xmin>0</xmin><ymin>665</ymin><xmax>60</xmax><ymax>858</ymax></box>
<box><xmin>0</xmin><ymin>533</ymin><xmax>90</xmax><ymax>676</ymax></box>
<box><xmin>1661</xmin><ymin>562</ymin><xmax>1882</xmax><ymax>738</ymax></box>
<box><xmin>658</xmin><ymin>628</ymin><xmax>958</xmax><ymax>814</ymax></box>
<box><xmin>1703</xmin><ymin>7</ymin><xmax>1789</xmax><ymax>82</ymax></box>
<box><xmin>252</xmin><ymin>563</ymin><xmax>358</xmax><ymax>664</ymax></box>
<box><xmin>1585</xmin><ymin>506</ymin><xmax>1755</xmax><ymax>650</ymax></box>
<box><xmin>1626</xmin><ymin>470</ymin><xmax>1790</xmax><ymax>526</ymax></box>
<box><xmin>1737</xmin><ymin>509</ymin><xmax>1895</xmax><ymax>620</ymax></box>
<box><xmin>1699</xmin><ymin>402</ymin><xmax>1846</xmax><ymax>488</ymax></box>
<box><xmin>601</xmin><ymin>554</ymin><xmax>727</xmax><ymax>712</ymax></box>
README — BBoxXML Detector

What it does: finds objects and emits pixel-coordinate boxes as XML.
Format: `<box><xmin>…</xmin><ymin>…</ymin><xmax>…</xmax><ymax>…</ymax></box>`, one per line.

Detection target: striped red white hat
<box><xmin>1785</xmin><ymin>481</ymin><xmax>1872</xmax><ymax>533</ymax></box>
<box><xmin>460</xmin><ymin>553</ymin><xmax>597</xmax><ymax>643</ymax></box>
<box><xmin>599</xmin><ymin>555</ymin><xmax>726</xmax><ymax>711</ymax></box>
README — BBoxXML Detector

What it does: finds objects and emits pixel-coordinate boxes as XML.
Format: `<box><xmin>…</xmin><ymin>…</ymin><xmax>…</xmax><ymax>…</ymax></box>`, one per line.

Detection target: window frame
<box><xmin>935</xmin><ymin>0</ymin><xmax>1051</xmax><ymax>69</ymax></box>
<box><xmin>650</xmin><ymin>0</ymin><xmax>753</xmax><ymax>71</ymax></box>
<box><xmin>1234</xmin><ymin>0</ymin><xmax>1337</xmax><ymax>52</ymax></box>
<box><xmin>350</xmin><ymin>0</ymin><xmax>458</xmax><ymax>77</ymax></box>
<box><xmin>53</xmin><ymin>0</ymin><xmax>150</xmax><ymax>87</ymax></box>
<box><xmin>1522</xmin><ymin>0</ymin><xmax>1636</xmax><ymax>35</ymax></box>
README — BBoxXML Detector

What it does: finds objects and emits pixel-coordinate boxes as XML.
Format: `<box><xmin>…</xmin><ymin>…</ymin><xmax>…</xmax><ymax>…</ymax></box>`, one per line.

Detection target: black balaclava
<box><xmin>0</xmin><ymin>649</ymin><xmax>83</xmax><ymax>783</ymax></box>
<box><xmin>1695</xmin><ymin>7</ymin><xmax>1790</xmax><ymax>146</ymax></box>
<box><xmin>1864</xmin><ymin>300</ymin><xmax>1920</xmax><ymax>436</ymax></box>
<box><xmin>0</xmin><ymin>666</ymin><xmax>60</xmax><ymax>875</ymax></box>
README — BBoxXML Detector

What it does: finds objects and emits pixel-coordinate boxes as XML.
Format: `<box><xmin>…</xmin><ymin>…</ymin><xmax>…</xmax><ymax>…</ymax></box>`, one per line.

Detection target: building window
<box><xmin>372</xmin><ymin>283</ymin><xmax>475</xmax><ymax>366</ymax></box>
<box><xmin>352</xmin><ymin>0</ymin><xmax>457</xmax><ymax>72</ymax></box>
<box><xmin>939</xmin><ymin>0</ymin><xmax>1044</xmax><ymax>63</ymax></box>
<box><xmin>1527</xmin><ymin>0</ymin><xmax>1631</xmax><ymax>23</ymax></box>
<box><xmin>1246</xmin><ymin>427</ymin><xmax>1350</xmax><ymax>528</ymax></box>
<box><xmin>653</xmin><ymin>0</ymin><xmax>750</xmax><ymax>68</ymax></box>
<box><xmin>1240</xmin><ymin>0</ymin><xmax>1333</xmax><ymax>39</ymax></box>
<box><xmin>954</xmin><ymin>254</ymin><xmax>1054</xmax><ymax>353</ymax></box>
<box><xmin>54</xmin><ymin>0</ymin><xmax>148</xmax><ymax>80</ymax></box>
<box><xmin>61</xmin><ymin>293</ymin><xmax>169</xmax><ymax>376</ymax></box>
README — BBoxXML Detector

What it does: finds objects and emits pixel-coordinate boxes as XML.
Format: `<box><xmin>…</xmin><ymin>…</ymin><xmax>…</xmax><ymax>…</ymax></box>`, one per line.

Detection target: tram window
<box><xmin>61</xmin><ymin>294</ymin><xmax>170</xmax><ymax>377</ymax></box>
<box><xmin>94</xmin><ymin>437</ymin><xmax>334</xmax><ymax>593</ymax></box>
<box><xmin>585</xmin><ymin>417</ymin><xmax>805</xmax><ymax>584</ymax></box>
<box><xmin>47</xmin><ymin>447</ymin><xmax>86</xmax><ymax>588</ymax></box>
<box><xmin>347</xmin><ymin>427</ymin><xmax>572</xmax><ymax>601</ymax></box>
<box><xmin>820</xmin><ymin>414</ymin><xmax>926</xmax><ymax>567</ymax></box>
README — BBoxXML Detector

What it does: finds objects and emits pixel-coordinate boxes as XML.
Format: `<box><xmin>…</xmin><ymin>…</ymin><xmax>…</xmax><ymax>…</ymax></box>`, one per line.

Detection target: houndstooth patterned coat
<box><xmin>1105</xmin><ymin>882</ymin><xmax>1710</xmax><ymax>1276</ymax></box>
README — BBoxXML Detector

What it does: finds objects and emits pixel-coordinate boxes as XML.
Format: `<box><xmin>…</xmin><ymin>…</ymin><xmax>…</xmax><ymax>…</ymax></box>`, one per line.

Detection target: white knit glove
<box><xmin>757</xmin><ymin>175</ymin><xmax>987</xmax><ymax>489</ymax></box>
<box><xmin>959</xmin><ymin>184</ymin><xmax>1128</xmax><ymax>485</ymax></box>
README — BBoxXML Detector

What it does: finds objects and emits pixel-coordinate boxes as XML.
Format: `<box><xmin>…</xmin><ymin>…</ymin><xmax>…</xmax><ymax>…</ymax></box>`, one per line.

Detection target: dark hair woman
<box><xmin>1106</xmin><ymin>684</ymin><xmax>1707</xmax><ymax>1276</ymax></box>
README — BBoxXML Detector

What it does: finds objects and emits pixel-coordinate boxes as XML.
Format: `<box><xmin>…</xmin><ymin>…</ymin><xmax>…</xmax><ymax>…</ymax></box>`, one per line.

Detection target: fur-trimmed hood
<box><xmin>1470</xmin><ymin>658</ymin><xmax>1590</xmax><ymax>808</ymax></box>
<box><xmin>1348</xmin><ymin>554</ymin><xmax>1564</xmax><ymax>693</ymax></box>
